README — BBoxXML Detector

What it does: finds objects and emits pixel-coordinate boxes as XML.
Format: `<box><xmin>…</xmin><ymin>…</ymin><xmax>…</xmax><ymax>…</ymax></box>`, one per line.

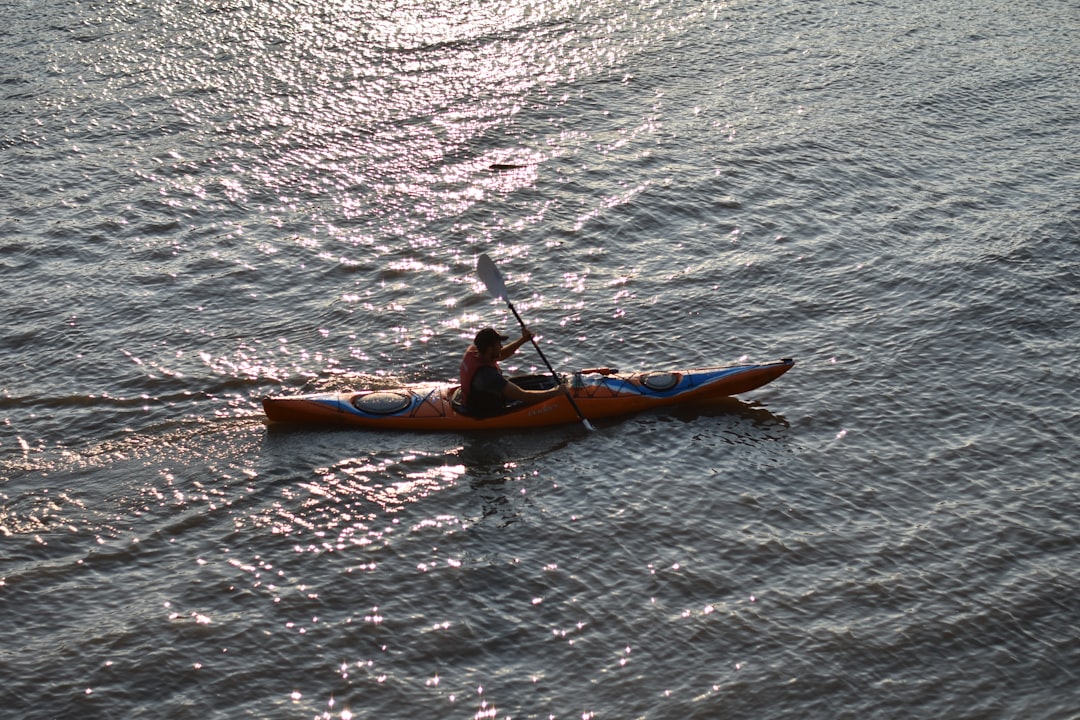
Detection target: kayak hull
<box><xmin>262</xmin><ymin>359</ymin><xmax>794</xmax><ymax>431</ymax></box>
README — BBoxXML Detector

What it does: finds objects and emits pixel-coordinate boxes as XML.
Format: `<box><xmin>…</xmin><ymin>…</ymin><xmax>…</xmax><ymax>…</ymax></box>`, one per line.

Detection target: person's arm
<box><xmin>502</xmin><ymin>379</ymin><xmax>566</xmax><ymax>403</ymax></box>
<box><xmin>498</xmin><ymin>328</ymin><xmax>534</xmax><ymax>361</ymax></box>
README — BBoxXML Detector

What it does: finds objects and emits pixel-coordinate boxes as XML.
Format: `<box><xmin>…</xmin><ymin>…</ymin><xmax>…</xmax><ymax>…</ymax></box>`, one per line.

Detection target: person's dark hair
<box><xmin>474</xmin><ymin>327</ymin><xmax>509</xmax><ymax>351</ymax></box>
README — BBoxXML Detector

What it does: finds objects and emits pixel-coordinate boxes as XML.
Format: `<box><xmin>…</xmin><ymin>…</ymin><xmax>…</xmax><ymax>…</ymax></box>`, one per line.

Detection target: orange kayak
<box><xmin>261</xmin><ymin>358</ymin><xmax>794</xmax><ymax>431</ymax></box>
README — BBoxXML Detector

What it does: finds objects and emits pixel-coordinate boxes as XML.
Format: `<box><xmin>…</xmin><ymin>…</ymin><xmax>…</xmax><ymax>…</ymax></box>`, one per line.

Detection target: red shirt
<box><xmin>459</xmin><ymin>346</ymin><xmax>507</xmax><ymax>414</ymax></box>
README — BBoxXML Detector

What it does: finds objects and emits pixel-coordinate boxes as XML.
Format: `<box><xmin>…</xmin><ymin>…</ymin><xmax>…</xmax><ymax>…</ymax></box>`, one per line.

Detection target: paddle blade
<box><xmin>477</xmin><ymin>253</ymin><xmax>508</xmax><ymax>302</ymax></box>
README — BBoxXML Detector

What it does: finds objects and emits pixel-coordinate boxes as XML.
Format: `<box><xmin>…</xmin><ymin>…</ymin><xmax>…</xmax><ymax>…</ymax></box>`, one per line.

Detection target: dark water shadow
<box><xmin>663</xmin><ymin>395</ymin><xmax>789</xmax><ymax>428</ymax></box>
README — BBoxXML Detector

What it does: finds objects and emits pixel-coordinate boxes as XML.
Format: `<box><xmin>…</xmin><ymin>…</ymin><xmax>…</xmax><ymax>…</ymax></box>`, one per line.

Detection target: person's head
<box><xmin>474</xmin><ymin>327</ymin><xmax>508</xmax><ymax>359</ymax></box>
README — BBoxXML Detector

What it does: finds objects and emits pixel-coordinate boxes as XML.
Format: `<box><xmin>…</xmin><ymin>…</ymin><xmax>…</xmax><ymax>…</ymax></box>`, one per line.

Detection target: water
<box><xmin>2</xmin><ymin>0</ymin><xmax>1078</xmax><ymax>717</ymax></box>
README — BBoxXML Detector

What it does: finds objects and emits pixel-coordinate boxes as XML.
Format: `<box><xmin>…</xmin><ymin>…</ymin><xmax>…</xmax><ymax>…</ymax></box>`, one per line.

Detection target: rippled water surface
<box><xmin>2</xmin><ymin>0</ymin><xmax>1078</xmax><ymax>717</ymax></box>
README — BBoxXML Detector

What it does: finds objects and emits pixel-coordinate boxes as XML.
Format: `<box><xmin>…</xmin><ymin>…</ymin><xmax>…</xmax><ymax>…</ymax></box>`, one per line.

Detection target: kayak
<box><xmin>261</xmin><ymin>358</ymin><xmax>793</xmax><ymax>431</ymax></box>
<box><xmin>263</xmin><ymin>359</ymin><xmax>794</xmax><ymax>431</ymax></box>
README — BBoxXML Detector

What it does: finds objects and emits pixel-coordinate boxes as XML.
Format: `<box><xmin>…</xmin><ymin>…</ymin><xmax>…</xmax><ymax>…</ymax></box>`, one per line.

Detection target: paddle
<box><xmin>477</xmin><ymin>253</ymin><xmax>595</xmax><ymax>431</ymax></box>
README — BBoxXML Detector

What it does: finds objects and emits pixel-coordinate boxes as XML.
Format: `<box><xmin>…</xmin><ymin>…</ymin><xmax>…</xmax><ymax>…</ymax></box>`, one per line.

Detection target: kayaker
<box><xmin>458</xmin><ymin>327</ymin><xmax>567</xmax><ymax>416</ymax></box>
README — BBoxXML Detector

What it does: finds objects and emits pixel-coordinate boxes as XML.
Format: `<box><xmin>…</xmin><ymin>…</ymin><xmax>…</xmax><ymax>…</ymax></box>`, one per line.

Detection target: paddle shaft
<box><xmin>504</xmin><ymin>299</ymin><xmax>595</xmax><ymax>431</ymax></box>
